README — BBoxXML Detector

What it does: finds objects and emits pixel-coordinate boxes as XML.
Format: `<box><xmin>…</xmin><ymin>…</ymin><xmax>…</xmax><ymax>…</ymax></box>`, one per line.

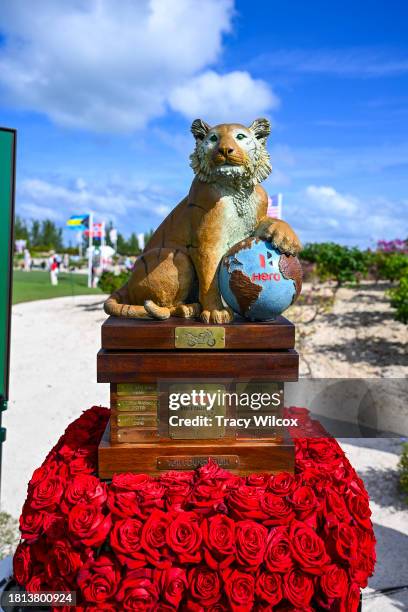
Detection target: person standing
<box><xmin>48</xmin><ymin>252</ymin><xmax>59</xmax><ymax>286</ymax></box>
<box><xmin>23</xmin><ymin>248</ymin><xmax>31</xmax><ymax>272</ymax></box>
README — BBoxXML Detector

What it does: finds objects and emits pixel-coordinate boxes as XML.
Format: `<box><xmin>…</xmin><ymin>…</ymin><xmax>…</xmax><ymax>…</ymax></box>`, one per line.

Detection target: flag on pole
<box><xmin>267</xmin><ymin>194</ymin><xmax>282</xmax><ymax>219</ymax></box>
<box><xmin>66</xmin><ymin>214</ymin><xmax>89</xmax><ymax>229</ymax></box>
<box><xmin>84</xmin><ymin>223</ymin><xmax>104</xmax><ymax>239</ymax></box>
<box><xmin>137</xmin><ymin>232</ymin><xmax>145</xmax><ymax>251</ymax></box>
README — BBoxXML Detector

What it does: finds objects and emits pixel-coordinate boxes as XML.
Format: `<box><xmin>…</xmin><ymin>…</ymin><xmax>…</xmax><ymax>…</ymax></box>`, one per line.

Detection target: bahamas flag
<box><xmin>66</xmin><ymin>214</ymin><xmax>89</xmax><ymax>229</ymax></box>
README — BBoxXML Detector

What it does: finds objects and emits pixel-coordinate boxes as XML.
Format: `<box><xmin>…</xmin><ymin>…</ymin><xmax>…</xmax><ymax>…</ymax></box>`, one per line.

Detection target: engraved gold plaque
<box><xmin>175</xmin><ymin>327</ymin><xmax>225</xmax><ymax>349</ymax></box>
<box><xmin>157</xmin><ymin>455</ymin><xmax>239</xmax><ymax>470</ymax></box>
<box><xmin>116</xmin><ymin>398</ymin><xmax>158</xmax><ymax>412</ymax></box>
<box><xmin>117</xmin><ymin>383</ymin><xmax>157</xmax><ymax>396</ymax></box>
<box><xmin>115</xmin><ymin>414</ymin><xmax>158</xmax><ymax>427</ymax></box>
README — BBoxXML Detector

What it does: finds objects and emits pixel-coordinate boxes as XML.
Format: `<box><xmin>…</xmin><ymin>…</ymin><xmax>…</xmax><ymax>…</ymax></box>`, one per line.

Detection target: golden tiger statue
<box><xmin>104</xmin><ymin>118</ymin><xmax>301</xmax><ymax>324</ymax></box>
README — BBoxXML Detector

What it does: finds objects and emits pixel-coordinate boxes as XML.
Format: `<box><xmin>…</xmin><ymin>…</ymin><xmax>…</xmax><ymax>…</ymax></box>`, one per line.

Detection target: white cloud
<box><xmin>17</xmin><ymin>177</ymin><xmax>171</xmax><ymax>229</ymax></box>
<box><xmin>0</xmin><ymin>1</ymin><xmax>278</xmax><ymax>132</ymax></box>
<box><xmin>19</xmin><ymin>202</ymin><xmax>63</xmax><ymax>222</ymax></box>
<box><xmin>305</xmin><ymin>185</ymin><xmax>358</xmax><ymax>215</ymax></box>
<box><xmin>169</xmin><ymin>70</ymin><xmax>279</xmax><ymax>124</ymax></box>
<box><xmin>284</xmin><ymin>185</ymin><xmax>407</xmax><ymax>247</ymax></box>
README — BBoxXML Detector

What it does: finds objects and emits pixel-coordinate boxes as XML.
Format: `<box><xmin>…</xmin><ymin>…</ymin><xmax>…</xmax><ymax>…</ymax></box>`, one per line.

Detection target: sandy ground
<box><xmin>1</xmin><ymin>285</ymin><xmax>408</xmax><ymax>609</ymax></box>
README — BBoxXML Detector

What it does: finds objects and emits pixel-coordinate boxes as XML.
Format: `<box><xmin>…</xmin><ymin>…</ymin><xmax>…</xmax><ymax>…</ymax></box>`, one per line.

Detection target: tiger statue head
<box><xmin>190</xmin><ymin>117</ymin><xmax>272</xmax><ymax>187</ymax></box>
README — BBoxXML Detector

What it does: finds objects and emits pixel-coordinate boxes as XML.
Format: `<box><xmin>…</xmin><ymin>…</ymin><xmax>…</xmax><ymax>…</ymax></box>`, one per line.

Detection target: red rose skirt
<box><xmin>13</xmin><ymin>407</ymin><xmax>375</xmax><ymax>611</ymax></box>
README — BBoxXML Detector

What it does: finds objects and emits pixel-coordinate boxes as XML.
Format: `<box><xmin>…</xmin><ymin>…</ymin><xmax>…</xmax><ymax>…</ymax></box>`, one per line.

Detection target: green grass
<box><xmin>12</xmin><ymin>270</ymin><xmax>102</xmax><ymax>304</ymax></box>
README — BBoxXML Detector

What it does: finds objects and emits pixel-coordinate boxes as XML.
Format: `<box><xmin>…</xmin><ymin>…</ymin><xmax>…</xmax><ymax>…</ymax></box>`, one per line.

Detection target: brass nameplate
<box><xmin>175</xmin><ymin>327</ymin><xmax>225</xmax><ymax>349</ymax></box>
<box><xmin>115</xmin><ymin>414</ymin><xmax>158</xmax><ymax>427</ymax></box>
<box><xmin>113</xmin><ymin>428</ymin><xmax>159</xmax><ymax>443</ymax></box>
<box><xmin>116</xmin><ymin>398</ymin><xmax>158</xmax><ymax>412</ymax></box>
<box><xmin>117</xmin><ymin>383</ymin><xmax>157</xmax><ymax>396</ymax></box>
<box><xmin>157</xmin><ymin>455</ymin><xmax>239</xmax><ymax>471</ymax></box>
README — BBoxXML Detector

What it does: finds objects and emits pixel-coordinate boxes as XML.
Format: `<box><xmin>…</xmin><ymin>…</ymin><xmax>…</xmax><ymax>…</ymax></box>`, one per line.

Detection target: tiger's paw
<box><xmin>200</xmin><ymin>307</ymin><xmax>234</xmax><ymax>324</ymax></box>
<box><xmin>256</xmin><ymin>220</ymin><xmax>301</xmax><ymax>256</ymax></box>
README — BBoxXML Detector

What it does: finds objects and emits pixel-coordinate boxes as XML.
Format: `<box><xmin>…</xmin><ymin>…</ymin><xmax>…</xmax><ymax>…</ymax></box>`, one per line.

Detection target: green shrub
<box><xmin>376</xmin><ymin>252</ymin><xmax>408</xmax><ymax>282</ymax></box>
<box><xmin>388</xmin><ymin>273</ymin><xmax>408</xmax><ymax>324</ymax></box>
<box><xmin>398</xmin><ymin>442</ymin><xmax>408</xmax><ymax>499</ymax></box>
<box><xmin>300</xmin><ymin>243</ymin><xmax>327</xmax><ymax>264</ymax></box>
<box><xmin>98</xmin><ymin>270</ymin><xmax>131</xmax><ymax>294</ymax></box>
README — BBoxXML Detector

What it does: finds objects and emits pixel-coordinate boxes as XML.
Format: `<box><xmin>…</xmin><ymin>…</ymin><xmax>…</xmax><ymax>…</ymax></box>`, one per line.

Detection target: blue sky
<box><xmin>0</xmin><ymin>0</ymin><xmax>407</xmax><ymax>247</ymax></box>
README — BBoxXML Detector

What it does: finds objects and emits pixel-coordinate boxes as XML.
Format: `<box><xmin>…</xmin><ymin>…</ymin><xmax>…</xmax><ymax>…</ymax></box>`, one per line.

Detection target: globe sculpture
<box><xmin>219</xmin><ymin>237</ymin><xmax>302</xmax><ymax>321</ymax></box>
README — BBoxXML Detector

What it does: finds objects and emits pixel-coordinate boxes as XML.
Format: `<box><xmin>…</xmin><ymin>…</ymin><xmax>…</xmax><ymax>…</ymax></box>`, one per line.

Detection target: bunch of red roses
<box><xmin>13</xmin><ymin>406</ymin><xmax>375</xmax><ymax>611</ymax></box>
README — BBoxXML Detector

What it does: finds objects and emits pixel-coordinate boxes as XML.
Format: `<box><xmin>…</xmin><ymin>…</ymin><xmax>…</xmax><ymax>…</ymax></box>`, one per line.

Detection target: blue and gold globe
<box><xmin>219</xmin><ymin>237</ymin><xmax>302</xmax><ymax>321</ymax></box>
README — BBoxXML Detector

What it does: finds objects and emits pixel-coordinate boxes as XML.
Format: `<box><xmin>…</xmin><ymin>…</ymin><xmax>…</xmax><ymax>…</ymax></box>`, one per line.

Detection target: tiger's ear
<box><xmin>191</xmin><ymin>118</ymin><xmax>211</xmax><ymax>141</ymax></box>
<box><xmin>248</xmin><ymin>118</ymin><xmax>271</xmax><ymax>143</ymax></box>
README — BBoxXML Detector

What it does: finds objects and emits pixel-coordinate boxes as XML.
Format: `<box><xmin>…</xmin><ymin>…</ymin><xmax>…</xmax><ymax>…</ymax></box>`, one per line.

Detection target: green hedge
<box><xmin>98</xmin><ymin>270</ymin><xmax>131</xmax><ymax>294</ymax></box>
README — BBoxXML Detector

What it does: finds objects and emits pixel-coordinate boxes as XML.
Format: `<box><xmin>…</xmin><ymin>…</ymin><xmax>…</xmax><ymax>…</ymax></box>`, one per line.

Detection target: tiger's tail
<box><xmin>103</xmin><ymin>285</ymin><xmax>155</xmax><ymax>319</ymax></box>
<box><xmin>103</xmin><ymin>285</ymin><xmax>201</xmax><ymax>320</ymax></box>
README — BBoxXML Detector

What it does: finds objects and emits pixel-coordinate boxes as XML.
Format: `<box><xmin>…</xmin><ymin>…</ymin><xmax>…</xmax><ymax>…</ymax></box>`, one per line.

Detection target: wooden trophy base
<box><xmin>98</xmin><ymin>423</ymin><xmax>295</xmax><ymax>478</ymax></box>
<box><xmin>97</xmin><ymin>316</ymin><xmax>298</xmax><ymax>478</ymax></box>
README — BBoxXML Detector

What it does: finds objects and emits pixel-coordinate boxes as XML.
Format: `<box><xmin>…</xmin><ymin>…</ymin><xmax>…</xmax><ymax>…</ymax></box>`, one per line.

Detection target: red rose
<box><xmin>325</xmin><ymin>489</ymin><xmax>351</xmax><ymax>524</ymax></box>
<box><xmin>30</xmin><ymin>475</ymin><xmax>64</xmax><ymax>510</ymax></box>
<box><xmin>346</xmin><ymin>491</ymin><xmax>372</xmax><ymax>529</ymax></box>
<box><xmin>227</xmin><ymin>485</ymin><xmax>264</xmax><ymax>520</ymax></box>
<box><xmin>160</xmin><ymin>567</ymin><xmax>188</xmax><ymax>608</ymax></box>
<box><xmin>160</xmin><ymin>471</ymin><xmax>194</xmax><ymax>487</ymax></box>
<box><xmin>260</xmin><ymin>492</ymin><xmax>294</xmax><ymax>525</ymax></box>
<box><xmin>223</xmin><ymin>568</ymin><xmax>255</xmax><ymax>612</ymax></box>
<box><xmin>116</xmin><ymin>568</ymin><xmax>159</xmax><ymax>610</ymax></box>
<box><xmin>68</xmin><ymin>456</ymin><xmax>94</xmax><ymax>477</ymax></box>
<box><xmin>246</xmin><ymin>473</ymin><xmax>269</xmax><ymax>488</ymax></box>
<box><xmin>342</xmin><ymin>581</ymin><xmax>361</xmax><ymax>612</ymax></box>
<box><xmin>307</xmin><ymin>439</ymin><xmax>339</xmax><ymax>464</ymax></box>
<box><xmin>68</xmin><ymin>504</ymin><xmax>112</xmax><ymax>547</ymax></box>
<box><xmin>111</xmin><ymin>472</ymin><xmax>152</xmax><ymax>491</ymax></box>
<box><xmin>62</xmin><ymin>475</ymin><xmax>107</xmax><ymax>512</ymax></box>
<box><xmin>264</xmin><ymin>526</ymin><xmax>293</xmax><ymax>573</ymax></box>
<box><xmin>48</xmin><ymin>540</ymin><xmax>83</xmax><ymax>580</ymax></box>
<box><xmin>267</xmin><ymin>472</ymin><xmax>295</xmax><ymax>497</ymax></box>
<box><xmin>28</xmin><ymin>462</ymin><xmax>57</xmax><ymax>491</ymax></box>
<box><xmin>13</xmin><ymin>542</ymin><xmax>33</xmax><ymax>585</ymax></box>
<box><xmin>256</xmin><ymin>571</ymin><xmax>283</xmax><ymax>606</ymax></box>
<box><xmin>189</xmin><ymin>566</ymin><xmax>221</xmax><ymax>605</ymax></box>
<box><xmin>137</xmin><ymin>481</ymin><xmax>166</xmax><ymax>518</ymax></box>
<box><xmin>353</xmin><ymin>526</ymin><xmax>376</xmax><ymax>586</ymax></box>
<box><xmin>300</xmin><ymin>466</ymin><xmax>330</xmax><ymax>491</ymax></box>
<box><xmin>196</xmin><ymin>457</ymin><xmax>233</xmax><ymax>482</ymax></box>
<box><xmin>161</xmin><ymin>470</ymin><xmax>194</xmax><ymax>509</ymax></box>
<box><xmin>289</xmin><ymin>520</ymin><xmax>329</xmax><ymax>574</ymax></box>
<box><xmin>107</xmin><ymin>489</ymin><xmax>141</xmax><ymax>518</ymax></box>
<box><xmin>235</xmin><ymin>520</ymin><xmax>267</xmax><ymax>570</ymax></box>
<box><xmin>43</xmin><ymin>512</ymin><xmax>66</xmax><ymax>540</ymax></box>
<box><xmin>19</xmin><ymin>503</ymin><xmax>46</xmax><ymax>542</ymax></box>
<box><xmin>191</xmin><ymin>482</ymin><xmax>227</xmax><ymax>514</ymax></box>
<box><xmin>26</xmin><ymin>572</ymin><xmax>47</xmax><ymax>593</ymax></box>
<box><xmin>202</xmin><ymin>514</ymin><xmax>236</xmax><ymax>569</ymax></box>
<box><xmin>166</xmin><ymin>511</ymin><xmax>202</xmax><ymax>564</ymax></box>
<box><xmin>109</xmin><ymin>518</ymin><xmax>146</xmax><ymax>568</ymax></box>
<box><xmin>77</xmin><ymin>554</ymin><xmax>120</xmax><ymax>603</ymax></box>
<box><xmin>141</xmin><ymin>509</ymin><xmax>172</xmax><ymax>568</ymax></box>
<box><xmin>283</xmin><ymin>568</ymin><xmax>314</xmax><ymax>608</ymax></box>
<box><xmin>290</xmin><ymin>486</ymin><xmax>319</xmax><ymax>520</ymax></box>
<box><xmin>351</xmin><ymin>548</ymin><xmax>376</xmax><ymax>588</ymax></box>
<box><xmin>331</xmin><ymin>522</ymin><xmax>358</xmax><ymax>563</ymax></box>
<box><xmin>320</xmin><ymin>564</ymin><xmax>348</xmax><ymax>599</ymax></box>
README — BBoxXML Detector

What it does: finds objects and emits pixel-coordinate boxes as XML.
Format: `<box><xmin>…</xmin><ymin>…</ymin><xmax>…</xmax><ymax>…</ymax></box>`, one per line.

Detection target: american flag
<box><xmin>267</xmin><ymin>193</ymin><xmax>282</xmax><ymax>219</ymax></box>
